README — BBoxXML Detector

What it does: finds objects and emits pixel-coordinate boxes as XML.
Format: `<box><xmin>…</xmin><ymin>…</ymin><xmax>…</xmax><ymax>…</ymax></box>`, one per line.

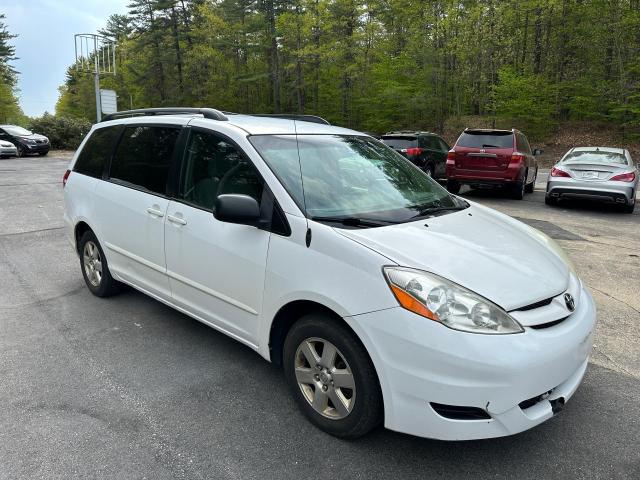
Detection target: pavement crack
<box><xmin>590</xmin><ymin>286</ymin><xmax>640</xmax><ymax>315</ymax></box>
<box><xmin>0</xmin><ymin>226</ymin><xmax>65</xmax><ymax>238</ymax></box>
<box><xmin>591</xmin><ymin>345</ymin><xmax>639</xmax><ymax>380</ymax></box>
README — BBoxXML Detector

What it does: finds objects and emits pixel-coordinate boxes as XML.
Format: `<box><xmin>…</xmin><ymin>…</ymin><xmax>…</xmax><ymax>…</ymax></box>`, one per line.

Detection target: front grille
<box><xmin>430</xmin><ymin>403</ymin><xmax>491</xmax><ymax>420</ymax></box>
<box><xmin>529</xmin><ymin>317</ymin><xmax>569</xmax><ymax>330</ymax></box>
<box><xmin>514</xmin><ymin>297</ymin><xmax>554</xmax><ymax>312</ymax></box>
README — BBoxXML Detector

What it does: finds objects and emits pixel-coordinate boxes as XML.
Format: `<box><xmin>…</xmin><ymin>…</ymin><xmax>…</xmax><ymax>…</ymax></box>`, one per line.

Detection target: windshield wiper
<box><xmin>412</xmin><ymin>201</ymin><xmax>469</xmax><ymax>219</ymax></box>
<box><xmin>311</xmin><ymin>216</ymin><xmax>397</xmax><ymax>228</ymax></box>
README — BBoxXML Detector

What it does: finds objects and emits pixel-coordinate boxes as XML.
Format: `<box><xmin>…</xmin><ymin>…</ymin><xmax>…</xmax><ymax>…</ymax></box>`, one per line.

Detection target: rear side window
<box><xmin>516</xmin><ymin>133</ymin><xmax>531</xmax><ymax>153</ymax></box>
<box><xmin>381</xmin><ymin>136</ymin><xmax>417</xmax><ymax>149</ymax></box>
<box><xmin>73</xmin><ymin>126</ymin><xmax>121</xmax><ymax>178</ymax></box>
<box><xmin>456</xmin><ymin>132</ymin><xmax>513</xmax><ymax>149</ymax></box>
<box><xmin>109</xmin><ymin>125</ymin><xmax>180</xmax><ymax>195</ymax></box>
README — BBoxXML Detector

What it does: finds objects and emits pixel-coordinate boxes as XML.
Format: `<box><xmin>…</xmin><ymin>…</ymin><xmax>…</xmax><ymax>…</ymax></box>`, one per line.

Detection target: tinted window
<box><xmin>180</xmin><ymin>130</ymin><xmax>263</xmax><ymax>211</ymax></box>
<box><xmin>437</xmin><ymin>138</ymin><xmax>450</xmax><ymax>151</ymax></box>
<box><xmin>74</xmin><ymin>126</ymin><xmax>121</xmax><ymax>178</ymax></box>
<box><xmin>3</xmin><ymin>126</ymin><xmax>32</xmax><ymax>136</ymax></box>
<box><xmin>109</xmin><ymin>126</ymin><xmax>180</xmax><ymax>195</ymax></box>
<box><xmin>561</xmin><ymin>151</ymin><xmax>628</xmax><ymax>166</ymax></box>
<box><xmin>516</xmin><ymin>133</ymin><xmax>531</xmax><ymax>153</ymax></box>
<box><xmin>250</xmin><ymin>135</ymin><xmax>460</xmax><ymax>222</ymax></box>
<box><xmin>422</xmin><ymin>136</ymin><xmax>441</xmax><ymax>150</ymax></box>
<box><xmin>456</xmin><ymin>132</ymin><xmax>513</xmax><ymax>149</ymax></box>
<box><xmin>381</xmin><ymin>136</ymin><xmax>418</xmax><ymax>150</ymax></box>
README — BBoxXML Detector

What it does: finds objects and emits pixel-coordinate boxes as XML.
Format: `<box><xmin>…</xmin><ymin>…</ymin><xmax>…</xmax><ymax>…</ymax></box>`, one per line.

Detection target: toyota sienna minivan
<box><xmin>63</xmin><ymin>108</ymin><xmax>596</xmax><ymax>440</ymax></box>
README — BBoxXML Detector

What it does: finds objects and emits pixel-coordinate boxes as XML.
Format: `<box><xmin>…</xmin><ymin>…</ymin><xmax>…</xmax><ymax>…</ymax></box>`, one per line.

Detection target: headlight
<box><xmin>383</xmin><ymin>267</ymin><xmax>524</xmax><ymax>334</ymax></box>
<box><xmin>22</xmin><ymin>138</ymin><xmax>36</xmax><ymax>144</ymax></box>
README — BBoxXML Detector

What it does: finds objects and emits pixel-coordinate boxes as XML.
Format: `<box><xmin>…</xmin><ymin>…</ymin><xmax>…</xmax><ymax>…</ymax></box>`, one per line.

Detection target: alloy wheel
<box><xmin>83</xmin><ymin>241</ymin><xmax>103</xmax><ymax>287</ymax></box>
<box><xmin>294</xmin><ymin>337</ymin><xmax>356</xmax><ymax>420</ymax></box>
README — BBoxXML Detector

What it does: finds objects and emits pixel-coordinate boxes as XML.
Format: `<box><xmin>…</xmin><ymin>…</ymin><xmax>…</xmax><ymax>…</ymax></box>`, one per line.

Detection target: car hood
<box><xmin>335</xmin><ymin>203</ymin><xmax>570</xmax><ymax>311</ymax></box>
<box><xmin>20</xmin><ymin>133</ymin><xmax>48</xmax><ymax>141</ymax></box>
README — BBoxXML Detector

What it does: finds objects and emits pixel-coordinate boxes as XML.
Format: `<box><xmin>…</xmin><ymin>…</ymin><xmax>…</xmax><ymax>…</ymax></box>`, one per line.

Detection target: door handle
<box><xmin>146</xmin><ymin>206</ymin><xmax>164</xmax><ymax>217</ymax></box>
<box><xmin>167</xmin><ymin>214</ymin><xmax>187</xmax><ymax>226</ymax></box>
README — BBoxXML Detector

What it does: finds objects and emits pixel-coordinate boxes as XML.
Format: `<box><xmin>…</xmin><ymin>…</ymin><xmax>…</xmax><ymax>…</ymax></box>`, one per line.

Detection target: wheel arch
<box><xmin>74</xmin><ymin>220</ymin><xmax>95</xmax><ymax>255</ymax></box>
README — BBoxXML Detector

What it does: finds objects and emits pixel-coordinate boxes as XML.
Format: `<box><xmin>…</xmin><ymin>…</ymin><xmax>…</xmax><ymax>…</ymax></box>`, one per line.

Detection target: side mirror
<box><xmin>214</xmin><ymin>194</ymin><xmax>260</xmax><ymax>226</ymax></box>
<box><xmin>533</xmin><ymin>148</ymin><xmax>543</xmax><ymax>156</ymax></box>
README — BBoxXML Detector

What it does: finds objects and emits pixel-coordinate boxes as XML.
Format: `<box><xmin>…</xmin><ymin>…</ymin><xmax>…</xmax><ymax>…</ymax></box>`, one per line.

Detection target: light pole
<box><xmin>74</xmin><ymin>33</ymin><xmax>116</xmax><ymax>122</ymax></box>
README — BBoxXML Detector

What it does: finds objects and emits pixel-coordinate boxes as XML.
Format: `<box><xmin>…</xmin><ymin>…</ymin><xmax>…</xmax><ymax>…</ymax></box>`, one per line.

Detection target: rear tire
<box><xmin>545</xmin><ymin>195</ymin><xmax>558</xmax><ymax>206</ymax></box>
<box><xmin>424</xmin><ymin>163</ymin><xmax>435</xmax><ymax>178</ymax></box>
<box><xmin>525</xmin><ymin>169</ymin><xmax>536</xmax><ymax>193</ymax></box>
<box><xmin>511</xmin><ymin>177</ymin><xmax>526</xmax><ymax>200</ymax></box>
<box><xmin>283</xmin><ymin>313</ymin><xmax>383</xmax><ymax>438</ymax></box>
<box><xmin>78</xmin><ymin>230</ymin><xmax>121</xmax><ymax>297</ymax></box>
<box><xmin>621</xmin><ymin>198</ymin><xmax>635</xmax><ymax>213</ymax></box>
<box><xmin>446</xmin><ymin>179</ymin><xmax>461</xmax><ymax>194</ymax></box>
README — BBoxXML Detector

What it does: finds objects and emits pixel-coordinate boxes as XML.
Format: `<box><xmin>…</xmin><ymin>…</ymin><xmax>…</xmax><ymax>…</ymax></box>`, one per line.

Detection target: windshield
<box><xmin>381</xmin><ymin>136</ymin><xmax>418</xmax><ymax>150</ymax></box>
<box><xmin>250</xmin><ymin>134</ymin><xmax>462</xmax><ymax>223</ymax></box>
<box><xmin>560</xmin><ymin>151</ymin><xmax>628</xmax><ymax>166</ymax></box>
<box><xmin>456</xmin><ymin>132</ymin><xmax>513</xmax><ymax>148</ymax></box>
<box><xmin>3</xmin><ymin>126</ymin><xmax>32</xmax><ymax>136</ymax></box>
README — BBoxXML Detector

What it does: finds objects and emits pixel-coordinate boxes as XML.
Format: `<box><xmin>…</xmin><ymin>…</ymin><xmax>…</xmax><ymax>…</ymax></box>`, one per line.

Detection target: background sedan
<box><xmin>546</xmin><ymin>147</ymin><xmax>637</xmax><ymax>213</ymax></box>
<box><xmin>0</xmin><ymin>140</ymin><xmax>18</xmax><ymax>157</ymax></box>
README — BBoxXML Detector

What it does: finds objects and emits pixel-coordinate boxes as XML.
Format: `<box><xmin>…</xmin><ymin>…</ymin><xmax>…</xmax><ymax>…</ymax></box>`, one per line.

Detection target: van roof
<box><xmin>97</xmin><ymin>109</ymin><xmax>365</xmax><ymax>136</ymax></box>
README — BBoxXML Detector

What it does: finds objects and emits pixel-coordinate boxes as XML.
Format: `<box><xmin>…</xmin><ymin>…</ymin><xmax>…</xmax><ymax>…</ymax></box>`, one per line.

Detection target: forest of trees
<box><xmin>0</xmin><ymin>14</ymin><xmax>24</xmax><ymax>124</ymax></box>
<box><xmin>54</xmin><ymin>0</ymin><xmax>640</xmax><ymax>139</ymax></box>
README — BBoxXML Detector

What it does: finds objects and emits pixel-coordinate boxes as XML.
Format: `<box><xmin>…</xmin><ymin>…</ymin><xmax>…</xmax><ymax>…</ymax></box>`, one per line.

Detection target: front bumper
<box><xmin>547</xmin><ymin>178</ymin><xmax>636</xmax><ymax>205</ymax></box>
<box><xmin>347</xmin><ymin>286</ymin><xmax>596</xmax><ymax>440</ymax></box>
<box><xmin>20</xmin><ymin>142</ymin><xmax>50</xmax><ymax>154</ymax></box>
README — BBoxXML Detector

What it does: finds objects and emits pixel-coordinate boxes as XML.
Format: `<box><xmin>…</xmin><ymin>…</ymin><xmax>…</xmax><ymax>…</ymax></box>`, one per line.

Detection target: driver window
<box><xmin>180</xmin><ymin>130</ymin><xmax>263</xmax><ymax>211</ymax></box>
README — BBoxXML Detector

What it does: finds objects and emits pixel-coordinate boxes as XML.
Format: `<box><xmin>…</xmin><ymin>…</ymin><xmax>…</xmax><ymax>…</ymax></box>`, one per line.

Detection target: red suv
<box><xmin>446</xmin><ymin>128</ymin><xmax>540</xmax><ymax>199</ymax></box>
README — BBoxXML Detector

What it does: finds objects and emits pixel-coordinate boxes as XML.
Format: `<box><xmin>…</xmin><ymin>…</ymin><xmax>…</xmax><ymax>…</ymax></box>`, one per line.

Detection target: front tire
<box><xmin>283</xmin><ymin>313</ymin><xmax>383</xmax><ymax>438</ymax></box>
<box><xmin>16</xmin><ymin>145</ymin><xmax>25</xmax><ymax>157</ymax></box>
<box><xmin>78</xmin><ymin>230</ymin><xmax>121</xmax><ymax>297</ymax></box>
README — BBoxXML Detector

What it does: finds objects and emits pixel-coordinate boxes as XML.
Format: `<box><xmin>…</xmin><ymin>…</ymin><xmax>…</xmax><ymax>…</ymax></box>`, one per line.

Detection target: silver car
<box><xmin>0</xmin><ymin>140</ymin><xmax>18</xmax><ymax>157</ymax></box>
<box><xmin>546</xmin><ymin>147</ymin><xmax>638</xmax><ymax>213</ymax></box>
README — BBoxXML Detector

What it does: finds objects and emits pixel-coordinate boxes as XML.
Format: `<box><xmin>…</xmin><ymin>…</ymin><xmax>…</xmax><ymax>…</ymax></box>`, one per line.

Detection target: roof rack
<box><xmin>249</xmin><ymin>114</ymin><xmax>330</xmax><ymax>125</ymax></box>
<box><xmin>101</xmin><ymin>107</ymin><xmax>228</xmax><ymax>122</ymax></box>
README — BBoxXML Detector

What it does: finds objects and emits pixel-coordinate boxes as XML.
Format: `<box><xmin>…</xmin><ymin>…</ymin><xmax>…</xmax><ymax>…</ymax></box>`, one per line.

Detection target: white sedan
<box><xmin>0</xmin><ymin>140</ymin><xmax>18</xmax><ymax>157</ymax></box>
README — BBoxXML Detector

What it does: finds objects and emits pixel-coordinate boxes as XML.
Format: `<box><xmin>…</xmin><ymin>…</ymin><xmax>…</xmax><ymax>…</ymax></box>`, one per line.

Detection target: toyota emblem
<box><xmin>564</xmin><ymin>293</ymin><xmax>575</xmax><ymax>312</ymax></box>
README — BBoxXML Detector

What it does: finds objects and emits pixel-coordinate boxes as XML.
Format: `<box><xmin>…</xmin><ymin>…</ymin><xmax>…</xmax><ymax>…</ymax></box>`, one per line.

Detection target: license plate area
<box><xmin>581</xmin><ymin>171</ymin><xmax>599</xmax><ymax>179</ymax></box>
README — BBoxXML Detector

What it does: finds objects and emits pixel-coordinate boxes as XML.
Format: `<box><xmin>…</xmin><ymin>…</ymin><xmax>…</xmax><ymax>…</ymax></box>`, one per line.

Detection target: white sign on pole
<box><xmin>100</xmin><ymin>89</ymin><xmax>118</xmax><ymax>114</ymax></box>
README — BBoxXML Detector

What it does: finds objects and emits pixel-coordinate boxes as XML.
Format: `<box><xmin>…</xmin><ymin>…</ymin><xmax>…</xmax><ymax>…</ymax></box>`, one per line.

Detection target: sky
<box><xmin>1</xmin><ymin>0</ymin><xmax>130</xmax><ymax>117</ymax></box>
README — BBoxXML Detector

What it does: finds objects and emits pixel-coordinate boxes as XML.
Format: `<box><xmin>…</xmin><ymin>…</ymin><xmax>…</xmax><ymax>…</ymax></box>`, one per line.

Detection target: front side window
<box><xmin>179</xmin><ymin>130</ymin><xmax>263</xmax><ymax>211</ymax></box>
<box><xmin>250</xmin><ymin>135</ymin><xmax>462</xmax><ymax>222</ymax></box>
<box><xmin>109</xmin><ymin>125</ymin><xmax>180</xmax><ymax>195</ymax></box>
<box><xmin>74</xmin><ymin>126</ymin><xmax>121</xmax><ymax>178</ymax></box>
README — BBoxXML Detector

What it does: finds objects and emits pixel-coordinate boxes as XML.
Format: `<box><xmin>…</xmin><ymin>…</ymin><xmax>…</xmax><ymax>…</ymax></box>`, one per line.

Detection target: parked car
<box><xmin>0</xmin><ymin>140</ymin><xmax>18</xmax><ymax>157</ymax></box>
<box><xmin>546</xmin><ymin>147</ymin><xmax>637</xmax><ymax>213</ymax></box>
<box><xmin>381</xmin><ymin>131</ymin><xmax>449</xmax><ymax>178</ymax></box>
<box><xmin>0</xmin><ymin>124</ymin><xmax>50</xmax><ymax>157</ymax></box>
<box><xmin>64</xmin><ymin>107</ymin><xmax>596</xmax><ymax>441</ymax></box>
<box><xmin>446</xmin><ymin>128</ymin><xmax>540</xmax><ymax>199</ymax></box>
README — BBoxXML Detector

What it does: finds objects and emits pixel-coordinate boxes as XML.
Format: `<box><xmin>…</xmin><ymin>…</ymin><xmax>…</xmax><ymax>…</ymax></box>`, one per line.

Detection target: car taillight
<box><xmin>405</xmin><ymin>147</ymin><xmax>423</xmax><ymax>157</ymax></box>
<box><xmin>550</xmin><ymin>167</ymin><xmax>570</xmax><ymax>178</ymax></box>
<box><xmin>610</xmin><ymin>171</ymin><xmax>636</xmax><ymax>182</ymax></box>
<box><xmin>511</xmin><ymin>153</ymin><xmax>525</xmax><ymax>163</ymax></box>
<box><xmin>447</xmin><ymin>150</ymin><xmax>456</xmax><ymax>161</ymax></box>
<box><xmin>63</xmin><ymin>169</ymin><xmax>71</xmax><ymax>187</ymax></box>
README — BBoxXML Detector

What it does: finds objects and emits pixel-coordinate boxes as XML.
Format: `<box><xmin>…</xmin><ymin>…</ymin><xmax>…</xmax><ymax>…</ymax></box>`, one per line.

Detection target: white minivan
<box><xmin>63</xmin><ymin>108</ymin><xmax>596</xmax><ymax>440</ymax></box>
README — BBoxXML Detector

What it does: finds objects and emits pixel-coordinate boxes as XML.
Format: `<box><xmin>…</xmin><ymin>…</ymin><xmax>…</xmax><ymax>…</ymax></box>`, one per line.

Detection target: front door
<box><xmin>164</xmin><ymin>128</ymin><xmax>270</xmax><ymax>344</ymax></box>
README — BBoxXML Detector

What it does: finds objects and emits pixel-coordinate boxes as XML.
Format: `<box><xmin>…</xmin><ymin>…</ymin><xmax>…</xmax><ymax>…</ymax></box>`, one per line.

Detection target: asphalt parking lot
<box><xmin>0</xmin><ymin>154</ymin><xmax>638</xmax><ymax>479</ymax></box>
